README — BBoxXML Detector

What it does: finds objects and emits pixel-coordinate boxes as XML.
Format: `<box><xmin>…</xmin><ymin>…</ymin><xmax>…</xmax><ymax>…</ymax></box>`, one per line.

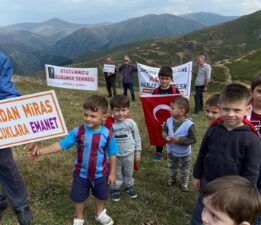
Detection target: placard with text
<box><xmin>0</xmin><ymin>90</ymin><xmax>67</xmax><ymax>148</ymax></box>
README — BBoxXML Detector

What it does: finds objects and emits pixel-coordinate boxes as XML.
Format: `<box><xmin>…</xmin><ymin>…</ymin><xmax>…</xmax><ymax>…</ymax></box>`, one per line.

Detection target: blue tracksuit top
<box><xmin>0</xmin><ymin>51</ymin><xmax>21</xmax><ymax>100</ymax></box>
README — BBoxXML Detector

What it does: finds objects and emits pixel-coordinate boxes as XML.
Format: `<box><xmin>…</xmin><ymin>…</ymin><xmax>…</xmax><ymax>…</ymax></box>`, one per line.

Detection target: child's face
<box><xmin>202</xmin><ymin>197</ymin><xmax>235</xmax><ymax>225</ymax></box>
<box><xmin>159</xmin><ymin>76</ymin><xmax>172</xmax><ymax>89</ymax></box>
<box><xmin>171</xmin><ymin>103</ymin><xmax>185</xmax><ymax>119</ymax></box>
<box><xmin>83</xmin><ymin>108</ymin><xmax>106</xmax><ymax>130</ymax></box>
<box><xmin>219</xmin><ymin>100</ymin><xmax>248</xmax><ymax>130</ymax></box>
<box><xmin>112</xmin><ymin>107</ymin><xmax>129</xmax><ymax>121</ymax></box>
<box><xmin>205</xmin><ymin>104</ymin><xmax>220</xmax><ymax>122</ymax></box>
<box><xmin>252</xmin><ymin>84</ymin><xmax>261</xmax><ymax>105</ymax></box>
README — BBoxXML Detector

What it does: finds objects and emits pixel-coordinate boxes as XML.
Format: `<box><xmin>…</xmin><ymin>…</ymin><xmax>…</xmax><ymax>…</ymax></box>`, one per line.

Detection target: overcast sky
<box><xmin>0</xmin><ymin>0</ymin><xmax>260</xmax><ymax>26</ymax></box>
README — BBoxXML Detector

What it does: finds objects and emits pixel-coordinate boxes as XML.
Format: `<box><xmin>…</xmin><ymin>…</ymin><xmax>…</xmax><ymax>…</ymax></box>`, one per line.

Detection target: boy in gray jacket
<box><xmin>106</xmin><ymin>95</ymin><xmax>141</xmax><ymax>201</ymax></box>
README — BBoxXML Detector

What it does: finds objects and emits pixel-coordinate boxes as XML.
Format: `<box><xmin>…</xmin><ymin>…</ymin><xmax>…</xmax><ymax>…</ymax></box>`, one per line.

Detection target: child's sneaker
<box><xmin>126</xmin><ymin>186</ymin><xmax>137</xmax><ymax>199</ymax></box>
<box><xmin>153</xmin><ymin>152</ymin><xmax>162</xmax><ymax>161</ymax></box>
<box><xmin>73</xmin><ymin>218</ymin><xmax>84</xmax><ymax>225</ymax></box>
<box><xmin>95</xmin><ymin>209</ymin><xmax>113</xmax><ymax>225</ymax></box>
<box><xmin>181</xmin><ymin>184</ymin><xmax>189</xmax><ymax>192</ymax></box>
<box><xmin>111</xmin><ymin>189</ymin><xmax>120</xmax><ymax>202</ymax></box>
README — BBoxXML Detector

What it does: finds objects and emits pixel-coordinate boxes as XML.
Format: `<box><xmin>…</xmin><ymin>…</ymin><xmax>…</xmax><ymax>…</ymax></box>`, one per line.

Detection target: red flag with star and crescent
<box><xmin>140</xmin><ymin>94</ymin><xmax>180</xmax><ymax>146</ymax></box>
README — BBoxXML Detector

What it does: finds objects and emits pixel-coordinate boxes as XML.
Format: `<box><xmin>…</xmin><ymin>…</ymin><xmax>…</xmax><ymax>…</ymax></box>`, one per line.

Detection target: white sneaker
<box><xmin>73</xmin><ymin>218</ymin><xmax>84</xmax><ymax>225</ymax></box>
<box><xmin>95</xmin><ymin>209</ymin><xmax>113</xmax><ymax>225</ymax></box>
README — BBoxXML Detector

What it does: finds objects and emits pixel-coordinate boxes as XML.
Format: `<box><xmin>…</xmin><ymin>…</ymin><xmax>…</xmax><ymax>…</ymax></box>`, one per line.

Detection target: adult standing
<box><xmin>0</xmin><ymin>51</ymin><xmax>32</xmax><ymax>225</ymax></box>
<box><xmin>193</xmin><ymin>55</ymin><xmax>211</xmax><ymax>115</ymax></box>
<box><xmin>104</xmin><ymin>57</ymin><xmax>117</xmax><ymax>97</ymax></box>
<box><xmin>118</xmin><ymin>56</ymin><xmax>137</xmax><ymax>102</ymax></box>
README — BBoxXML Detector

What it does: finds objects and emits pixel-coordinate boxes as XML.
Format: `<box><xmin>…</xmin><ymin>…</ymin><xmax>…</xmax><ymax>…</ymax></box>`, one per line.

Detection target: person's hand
<box><xmin>25</xmin><ymin>142</ymin><xmax>40</xmax><ymax>160</ymax></box>
<box><xmin>192</xmin><ymin>177</ymin><xmax>201</xmax><ymax>191</ymax></box>
<box><xmin>165</xmin><ymin>136</ymin><xmax>172</xmax><ymax>143</ymax></box>
<box><xmin>108</xmin><ymin>173</ymin><xmax>116</xmax><ymax>185</ymax></box>
<box><xmin>135</xmin><ymin>154</ymin><xmax>141</xmax><ymax>162</ymax></box>
<box><xmin>203</xmin><ymin>86</ymin><xmax>208</xmax><ymax>92</ymax></box>
<box><xmin>172</xmin><ymin>136</ymin><xmax>180</xmax><ymax>143</ymax></box>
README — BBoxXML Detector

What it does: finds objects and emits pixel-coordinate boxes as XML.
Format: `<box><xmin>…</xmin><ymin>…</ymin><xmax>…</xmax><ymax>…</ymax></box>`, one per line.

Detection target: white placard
<box><xmin>0</xmin><ymin>90</ymin><xmax>68</xmax><ymax>148</ymax></box>
<box><xmin>46</xmin><ymin>65</ymin><xmax>98</xmax><ymax>91</ymax></box>
<box><xmin>103</xmin><ymin>64</ymin><xmax>116</xmax><ymax>73</ymax></box>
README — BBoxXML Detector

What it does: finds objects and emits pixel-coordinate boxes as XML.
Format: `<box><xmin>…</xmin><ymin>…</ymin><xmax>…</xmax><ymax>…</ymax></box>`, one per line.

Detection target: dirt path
<box><xmin>213</xmin><ymin>59</ymin><xmax>232</xmax><ymax>84</ymax></box>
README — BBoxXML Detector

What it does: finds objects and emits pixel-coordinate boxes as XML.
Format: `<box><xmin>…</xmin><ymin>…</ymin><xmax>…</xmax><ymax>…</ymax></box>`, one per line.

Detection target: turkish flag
<box><xmin>140</xmin><ymin>94</ymin><xmax>180</xmax><ymax>146</ymax></box>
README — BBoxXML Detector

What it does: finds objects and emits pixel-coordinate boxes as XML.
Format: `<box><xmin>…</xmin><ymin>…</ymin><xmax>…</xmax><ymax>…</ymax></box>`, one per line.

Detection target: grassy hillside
<box><xmin>226</xmin><ymin>48</ymin><xmax>261</xmax><ymax>81</ymax></box>
<box><xmin>1</xmin><ymin>76</ymin><xmax>214</xmax><ymax>225</ymax></box>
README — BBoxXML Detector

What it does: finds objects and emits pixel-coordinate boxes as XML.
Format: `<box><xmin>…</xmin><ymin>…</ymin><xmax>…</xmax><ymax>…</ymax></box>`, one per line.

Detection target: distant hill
<box><xmin>6</xmin><ymin>18</ymin><xmax>103</xmax><ymax>42</ymax></box>
<box><xmin>48</xmin><ymin>14</ymin><xmax>205</xmax><ymax>60</ymax></box>
<box><xmin>181</xmin><ymin>12</ymin><xmax>239</xmax><ymax>26</ymax></box>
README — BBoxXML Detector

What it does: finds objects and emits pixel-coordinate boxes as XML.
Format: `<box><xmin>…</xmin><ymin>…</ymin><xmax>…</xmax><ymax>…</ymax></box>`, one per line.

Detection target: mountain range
<box><xmin>71</xmin><ymin>10</ymin><xmax>261</xmax><ymax>85</ymax></box>
<box><xmin>0</xmin><ymin>12</ymin><xmax>238</xmax><ymax>75</ymax></box>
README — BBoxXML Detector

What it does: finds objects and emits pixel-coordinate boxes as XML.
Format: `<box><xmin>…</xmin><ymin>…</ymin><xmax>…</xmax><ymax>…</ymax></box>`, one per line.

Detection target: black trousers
<box><xmin>105</xmin><ymin>76</ymin><xmax>117</xmax><ymax>97</ymax></box>
<box><xmin>194</xmin><ymin>85</ymin><xmax>204</xmax><ymax>113</ymax></box>
<box><xmin>0</xmin><ymin>148</ymin><xmax>29</xmax><ymax>210</ymax></box>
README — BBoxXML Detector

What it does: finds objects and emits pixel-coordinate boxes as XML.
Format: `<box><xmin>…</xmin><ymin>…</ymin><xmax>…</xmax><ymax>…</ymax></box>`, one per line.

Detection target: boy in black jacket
<box><xmin>190</xmin><ymin>83</ymin><xmax>261</xmax><ymax>225</ymax></box>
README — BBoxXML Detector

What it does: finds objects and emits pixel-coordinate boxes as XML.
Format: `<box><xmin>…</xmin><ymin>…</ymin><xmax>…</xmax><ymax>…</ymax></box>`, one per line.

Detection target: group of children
<box><xmin>26</xmin><ymin>68</ymin><xmax>261</xmax><ymax>225</ymax></box>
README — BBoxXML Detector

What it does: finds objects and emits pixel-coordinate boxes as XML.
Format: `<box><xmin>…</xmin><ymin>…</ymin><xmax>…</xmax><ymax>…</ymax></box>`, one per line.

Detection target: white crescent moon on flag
<box><xmin>153</xmin><ymin>104</ymin><xmax>172</xmax><ymax>122</ymax></box>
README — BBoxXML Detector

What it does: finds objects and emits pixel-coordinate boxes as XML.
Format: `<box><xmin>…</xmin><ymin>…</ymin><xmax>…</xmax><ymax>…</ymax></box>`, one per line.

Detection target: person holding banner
<box><xmin>27</xmin><ymin>95</ymin><xmax>118</xmax><ymax>225</ymax></box>
<box><xmin>0</xmin><ymin>51</ymin><xmax>32</xmax><ymax>225</ymax></box>
<box><xmin>193</xmin><ymin>55</ymin><xmax>211</xmax><ymax>115</ymax></box>
<box><xmin>119</xmin><ymin>56</ymin><xmax>137</xmax><ymax>102</ymax></box>
<box><xmin>104</xmin><ymin>58</ymin><xmax>117</xmax><ymax>97</ymax></box>
<box><xmin>152</xmin><ymin>66</ymin><xmax>180</xmax><ymax>161</ymax></box>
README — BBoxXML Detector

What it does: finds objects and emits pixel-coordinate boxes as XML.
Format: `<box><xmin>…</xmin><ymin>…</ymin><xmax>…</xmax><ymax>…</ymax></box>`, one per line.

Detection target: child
<box><xmin>247</xmin><ymin>72</ymin><xmax>261</xmax><ymax>225</ymax></box>
<box><xmin>162</xmin><ymin>96</ymin><xmax>196</xmax><ymax>192</ymax></box>
<box><xmin>107</xmin><ymin>95</ymin><xmax>142</xmax><ymax>201</ymax></box>
<box><xmin>152</xmin><ymin>66</ymin><xmax>180</xmax><ymax>161</ymax></box>
<box><xmin>27</xmin><ymin>95</ymin><xmax>119</xmax><ymax>225</ymax></box>
<box><xmin>190</xmin><ymin>83</ymin><xmax>261</xmax><ymax>225</ymax></box>
<box><xmin>202</xmin><ymin>176</ymin><xmax>261</xmax><ymax>225</ymax></box>
<box><xmin>205</xmin><ymin>93</ymin><xmax>220</xmax><ymax>122</ymax></box>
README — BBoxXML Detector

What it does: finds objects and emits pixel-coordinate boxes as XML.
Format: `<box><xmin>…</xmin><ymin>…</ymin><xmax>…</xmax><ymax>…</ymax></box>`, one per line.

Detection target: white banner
<box><xmin>0</xmin><ymin>90</ymin><xmax>68</xmax><ymax>148</ymax></box>
<box><xmin>103</xmin><ymin>64</ymin><xmax>116</xmax><ymax>73</ymax></box>
<box><xmin>137</xmin><ymin>62</ymin><xmax>192</xmax><ymax>98</ymax></box>
<box><xmin>46</xmin><ymin>65</ymin><xmax>98</xmax><ymax>91</ymax></box>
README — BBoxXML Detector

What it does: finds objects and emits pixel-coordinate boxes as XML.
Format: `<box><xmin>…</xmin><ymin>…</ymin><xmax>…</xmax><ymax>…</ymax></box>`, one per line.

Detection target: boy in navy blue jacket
<box><xmin>190</xmin><ymin>83</ymin><xmax>261</xmax><ymax>225</ymax></box>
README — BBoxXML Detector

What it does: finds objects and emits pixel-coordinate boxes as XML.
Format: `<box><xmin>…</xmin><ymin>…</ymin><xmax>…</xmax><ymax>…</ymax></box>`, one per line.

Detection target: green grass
<box><xmin>211</xmin><ymin>66</ymin><xmax>226</xmax><ymax>82</ymax></box>
<box><xmin>227</xmin><ymin>48</ymin><xmax>261</xmax><ymax>81</ymax></box>
<box><xmin>3</xmin><ymin>76</ymin><xmax>212</xmax><ymax>225</ymax></box>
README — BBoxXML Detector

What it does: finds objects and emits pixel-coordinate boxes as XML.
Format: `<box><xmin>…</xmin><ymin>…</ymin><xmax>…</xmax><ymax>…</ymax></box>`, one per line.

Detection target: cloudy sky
<box><xmin>0</xmin><ymin>0</ymin><xmax>260</xmax><ymax>26</ymax></box>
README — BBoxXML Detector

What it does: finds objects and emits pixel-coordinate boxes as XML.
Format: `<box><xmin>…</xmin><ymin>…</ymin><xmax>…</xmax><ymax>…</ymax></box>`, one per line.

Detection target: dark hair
<box><xmin>219</xmin><ymin>83</ymin><xmax>250</xmax><ymax>105</ymax></box>
<box><xmin>158</xmin><ymin>66</ymin><xmax>173</xmax><ymax>78</ymax></box>
<box><xmin>83</xmin><ymin>95</ymin><xmax>108</xmax><ymax>114</ymax></box>
<box><xmin>251</xmin><ymin>72</ymin><xmax>261</xmax><ymax>91</ymax></box>
<box><xmin>171</xmin><ymin>96</ymin><xmax>189</xmax><ymax>115</ymax></box>
<box><xmin>206</xmin><ymin>93</ymin><xmax>220</xmax><ymax>107</ymax></box>
<box><xmin>203</xmin><ymin>176</ymin><xmax>261</xmax><ymax>224</ymax></box>
<box><xmin>110</xmin><ymin>95</ymin><xmax>130</xmax><ymax>109</ymax></box>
